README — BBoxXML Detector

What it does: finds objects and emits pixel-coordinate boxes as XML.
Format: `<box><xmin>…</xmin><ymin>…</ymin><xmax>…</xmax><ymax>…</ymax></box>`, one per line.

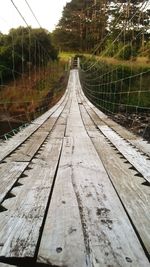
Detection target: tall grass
<box><xmin>80</xmin><ymin>57</ymin><xmax>150</xmax><ymax>114</ymax></box>
<box><xmin>0</xmin><ymin>60</ymin><xmax>69</xmax><ymax>122</ymax></box>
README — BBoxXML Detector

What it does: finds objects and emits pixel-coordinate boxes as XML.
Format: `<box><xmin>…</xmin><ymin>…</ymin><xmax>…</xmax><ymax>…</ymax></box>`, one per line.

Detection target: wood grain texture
<box><xmin>7</xmin><ymin>95</ymin><xmax>69</xmax><ymax>163</ymax></box>
<box><xmin>0</xmin><ymin>138</ymin><xmax>62</xmax><ymax>259</ymax></box>
<box><xmin>0</xmin><ymin>263</ymin><xmax>17</xmax><ymax>267</ymax></box>
<box><xmin>66</xmin><ymin>135</ymin><xmax>149</xmax><ymax>266</ymax></box>
<box><xmin>6</xmin><ymin>132</ymin><xmax>49</xmax><ymax>162</ymax></box>
<box><xmin>99</xmin><ymin>125</ymin><xmax>150</xmax><ymax>183</ymax></box>
<box><xmin>38</xmin><ymin>71</ymin><xmax>149</xmax><ymax>266</ymax></box>
<box><xmin>0</xmin><ymin>75</ymin><xmax>72</xmax><ymax>261</ymax></box>
<box><xmin>0</xmin><ymin>70</ymin><xmax>149</xmax><ymax>266</ymax></box>
<box><xmin>0</xmin><ymin>161</ymin><xmax>28</xmax><ymax>203</ymax></box>
<box><xmin>38</xmin><ymin>137</ymin><xmax>87</xmax><ymax>267</ymax></box>
<box><xmin>79</xmin><ymin>100</ymin><xmax>150</xmax><ymax>256</ymax></box>
<box><xmin>78</xmin><ymin>84</ymin><xmax>150</xmax><ymax>183</ymax></box>
<box><xmin>78</xmin><ymin>74</ymin><xmax>150</xmax><ymax>157</ymax></box>
<box><xmin>93</xmin><ymin>136</ymin><xmax>150</xmax><ymax>255</ymax></box>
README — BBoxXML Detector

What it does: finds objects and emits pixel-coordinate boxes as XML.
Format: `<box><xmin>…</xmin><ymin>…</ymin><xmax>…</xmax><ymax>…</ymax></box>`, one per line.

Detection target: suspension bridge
<box><xmin>0</xmin><ymin>0</ymin><xmax>150</xmax><ymax>266</ymax></box>
<box><xmin>0</xmin><ymin>63</ymin><xmax>149</xmax><ymax>266</ymax></box>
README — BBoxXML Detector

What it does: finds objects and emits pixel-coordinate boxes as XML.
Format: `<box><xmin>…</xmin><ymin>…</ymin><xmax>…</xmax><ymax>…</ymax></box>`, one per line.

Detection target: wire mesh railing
<box><xmin>79</xmin><ymin>59</ymin><xmax>150</xmax><ymax>141</ymax></box>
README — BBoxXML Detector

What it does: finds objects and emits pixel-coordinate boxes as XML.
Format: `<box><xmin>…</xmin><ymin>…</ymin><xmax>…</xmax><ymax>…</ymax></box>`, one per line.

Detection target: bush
<box><xmin>116</xmin><ymin>44</ymin><xmax>137</xmax><ymax>60</ymax></box>
<box><xmin>101</xmin><ymin>39</ymin><xmax>118</xmax><ymax>57</ymax></box>
<box><xmin>0</xmin><ymin>27</ymin><xmax>58</xmax><ymax>82</ymax></box>
<box><xmin>139</xmin><ymin>41</ymin><xmax>150</xmax><ymax>59</ymax></box>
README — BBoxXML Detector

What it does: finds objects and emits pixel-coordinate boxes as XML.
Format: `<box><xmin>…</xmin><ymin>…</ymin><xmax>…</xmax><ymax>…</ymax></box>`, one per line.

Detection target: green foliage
<box><xmin>0</xmin><ymin>27</ymin><xmax>58</xmax><ymax>82</ymax></box>
<box><xmin>106</xmin><ymin>0</ymin><xmax>149</xmax><ymax>60</ymax></box>
<box><xmin>52</xmin><ymin>28</ymin><xmax>80</xmax><ymax>52</ymax></box>
<box><xmin>52</xmin><ymin>0</ymin><xmax>108</xmax><ymax>52</ymax></box>
<box><xmin>80</xmin><ymin>58</ymin><xmax>150</xmax><ymax>113</ymax></box>
<box><xmin>139</xmin><ymin>41</ymin><xmax>150</xmax><ymax>59</ymax></box>
<box><xmin>115</xmin><ymin>44</ymin><xmax>138</xmax><ymax>60</ymax></box>
<box><xmin>101</xmin><ymin>40</ymin><xmax>122</xmax><ymax>57</ymax></box>
<box><xmin>52</xmin><ymin>0</ymin><xmax>149</xmax><ymax>58</ymax></box>
<box><xmin>0</xmin><ymin>45</ymin><xmax>13</xmax><ymax>80</ymax></box>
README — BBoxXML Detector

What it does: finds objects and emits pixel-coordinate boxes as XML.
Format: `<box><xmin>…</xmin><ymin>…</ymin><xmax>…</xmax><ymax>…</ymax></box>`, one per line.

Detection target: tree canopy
<box><xmin>52</xmin><ymin>0</ymin><xmax>150</xmax><ymax>56</ymax></box>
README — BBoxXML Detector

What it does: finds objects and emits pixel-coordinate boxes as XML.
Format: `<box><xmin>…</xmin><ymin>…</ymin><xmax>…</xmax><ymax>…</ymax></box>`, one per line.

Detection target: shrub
<box><xmin>116</xmin><ymin>44</ymin><xmax>137</xmax><ymax>60</ymax></box>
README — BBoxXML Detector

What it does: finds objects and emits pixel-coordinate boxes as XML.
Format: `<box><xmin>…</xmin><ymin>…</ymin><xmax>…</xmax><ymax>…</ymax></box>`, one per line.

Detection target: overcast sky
<box><xmin>0</xmin><ymin>0</ymin><xmax>71</xmax><ymax>34</ymax></box>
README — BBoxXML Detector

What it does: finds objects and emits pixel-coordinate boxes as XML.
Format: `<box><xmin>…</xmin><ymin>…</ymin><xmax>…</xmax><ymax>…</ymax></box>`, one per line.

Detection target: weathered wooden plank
<box><xmin>0</xmin><ymin>138</ymin><xmax>62</xmax><ymax>259</ymax></box>
<box><xmin>131</xmin><ymin>139</ymin><xmax>150</xmax><ymax>157</ymax></box>
<box><xmin>37</xmin><ymin>137</ymin><xmax>87</xmax><ymax>267</ymax></box>
<box><xmin>0</xmin><ymin>124</ymin><xmax>36</xmax><ymax>160</ymax></box>
<box><xmin>93</xmin><ymin>107</ymin><xmax>150</xmax><ymax>157</ymax></box>
<box><xmin>99</xmin><ymin>125</ymin><xmax>150</xmax><ymax>183</ymax></box>
<box><xmin>94</xmin><ymin>111</ymin><xmax>150</xmax><ymax>157</ymax></box>
<box><xmin>0</xmin><ymin>82</ymin><xmax>69</xmax><ymax>162</ymax></box>
<box><xmin>77</xmin><ymin>84</ymin><xmax>150</xmax><ymax>183</ymax></box>
<box><xmin>93</xmin><ymin>135</ymin><xmax>150</xmax><ymax>255</ymax></box>
<box><xmin>38</xmin><ymin>71</ymin><xmax>149</xmax><ymax>266</ymax></box>
<box><xmin>78</xmin><ymin>77</ymin><xmax>150</xmax><ymax>257</ymax></box>
<box><xmin>0</xmin><ymin>78</ymin><xmax>73</xmax><ymax>261</ymax></box>
<box><xmin>78</xmin><ymin>75</ymin><xmax>150</xmax><ymax>156</ymax></box>
<box><xmin>77</xmin><ymin>71</ymin><xmax>148</xmax><ymax>266</ymax></box>
<box><xmin>80</xmin><ymin>100</ymin><xmax>150</xmax><ymax>254</ymax></box>
<box><xmin>0</xmin><ymin>161</ymin><xmax>28</xmax><ymax>204</ymax></box>
<box><xmin>7</xmin><ymin>95</ymin><xmax>69</xmax><ymax>163</ymax></box>
<box><xmin>65</xmin><ymin>136</ymin><xmax>149</xmax><ymax>266</ymax></box>
<box><xmin>0</xmin><ymin>97</ymin><xmax>70</xmax><ymax>211</ymax></box>
<box><xmin>39</xmin><ymin>134</ymin><xmax>149</xmax><ymax>267</ymax></box>
<box><xmin>6</xmin><ymin>132</ymin><xmax>49</xmax><ymax>162</ymax></box>
<box><xmin>0</xmin><ymin>263</ymin><xmax>17</xmax><ymax>267</ymax></box>
<box><xmin>0</xmin><ymin>69</ymin><xmax>149</xmax><ymax>266</ymax></box>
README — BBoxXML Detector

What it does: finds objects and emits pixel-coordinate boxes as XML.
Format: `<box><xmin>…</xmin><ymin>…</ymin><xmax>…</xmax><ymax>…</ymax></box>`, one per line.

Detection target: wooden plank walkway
<box><xmin>0</xmin><ymin>70</ymin><xmax>149</xmax><ymax>267</ymax></box>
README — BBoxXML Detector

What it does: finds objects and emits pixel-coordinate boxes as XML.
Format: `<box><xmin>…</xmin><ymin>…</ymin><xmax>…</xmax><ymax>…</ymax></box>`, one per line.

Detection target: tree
<box><xmin>0</xmin><ymin>27</ymin><xmax>58</xmax><ymax>81</ymax></box>
<box><xmin>105</xmin><ymin>0</ymin><xmax>150</xmax><ymax>59</ymax></box>
<box><xmin>52</xmin><ymin>0</ymin><xmax>108</xmax><ymax>52</ymax></box>
<box><xmin>52</xmin><ymin>0</ymin><xmax>149</xmax><ymax>57</ymax></box>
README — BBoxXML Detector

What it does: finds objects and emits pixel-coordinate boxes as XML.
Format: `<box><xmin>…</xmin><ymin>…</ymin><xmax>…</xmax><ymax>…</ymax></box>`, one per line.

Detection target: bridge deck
<box><xmin>0</xmin><ymin>70</ymin><xmax>149</xmax><ymax>267</ymax></box>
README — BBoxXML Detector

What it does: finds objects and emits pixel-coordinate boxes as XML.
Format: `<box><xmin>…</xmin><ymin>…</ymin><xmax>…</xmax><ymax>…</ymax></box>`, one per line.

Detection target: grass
<box><xmin>80</xmin><ymin>56</ymin><xmax>150</xmax><ymax>113</ymax></box>
<box><xmin>59</xmin><ymin>51</ymin><xmax>92</xmax><ymax>62</ymax></box>
<box><xmin>85</xmin><ymin>55</ymin><xmax>150</xmax><ymax>70</ymax></box>
<box><xmin>59</xmin><ymin>52</ymin><xmax>76</xmax><ymax>61</ymax></box>
<box><xmin>102</xmin><ymin>56</ymin><xmax>150</xmax><ymax>69</ymax></box>
<box><xmin>0</xmin><ymin>60</ymin><xmax>68</xmax><ymax>122</ymax></box>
